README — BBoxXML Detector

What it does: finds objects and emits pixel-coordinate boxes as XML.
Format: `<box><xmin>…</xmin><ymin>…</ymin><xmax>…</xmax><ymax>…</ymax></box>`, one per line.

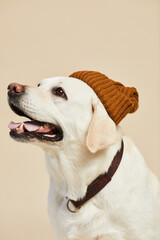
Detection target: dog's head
<box><xmin>7</xmin><ymin>76</ymin><xmax>118</xmax><ymax>153</ymax></box>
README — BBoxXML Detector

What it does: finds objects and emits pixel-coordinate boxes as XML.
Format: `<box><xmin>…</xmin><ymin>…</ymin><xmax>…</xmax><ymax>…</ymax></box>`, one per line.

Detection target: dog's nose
<box><xmin>7</xmin><ymin>83</ymin><xmax>25</xmax><ymax>95</ymax></box>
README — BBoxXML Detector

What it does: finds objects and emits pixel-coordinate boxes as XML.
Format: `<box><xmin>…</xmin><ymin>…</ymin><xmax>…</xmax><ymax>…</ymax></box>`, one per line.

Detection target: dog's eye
<box><xmin>37</xmin><ymin>83</ymin><xmax>40</xmax><ymax>87</ymax></box>
<box><xmin>52</xmin><ymin>87</ymin><xmax>67</xmax><ymax>100</ymax></box>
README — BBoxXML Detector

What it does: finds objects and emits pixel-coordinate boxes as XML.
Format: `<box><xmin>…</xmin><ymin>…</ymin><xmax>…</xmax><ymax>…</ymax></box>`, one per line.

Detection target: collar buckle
<box><xmin>67</xmin><ymin>199</ymin><xmax>81</xmax><ymax>213</ymax></box>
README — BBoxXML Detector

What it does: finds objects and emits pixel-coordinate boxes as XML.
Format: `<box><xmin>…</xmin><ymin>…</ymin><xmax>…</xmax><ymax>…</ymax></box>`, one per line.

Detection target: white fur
<box><xmin>17</xmin><ymin>76</ymin><xmax>160</xmax><ymax>240</ymax></box>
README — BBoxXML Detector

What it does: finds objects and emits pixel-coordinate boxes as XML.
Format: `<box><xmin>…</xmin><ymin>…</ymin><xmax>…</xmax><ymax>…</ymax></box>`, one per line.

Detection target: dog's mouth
<box><xmin>8</xmin><ymin>104</ymin><xmax>63</xmax><ymax>143</ymax></box>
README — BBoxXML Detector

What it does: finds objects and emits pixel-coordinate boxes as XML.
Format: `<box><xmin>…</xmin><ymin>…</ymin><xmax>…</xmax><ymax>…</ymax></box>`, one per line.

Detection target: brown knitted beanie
<box><xmin>69</xmin><ymin>71</ymin><xmax>139</xmax><ymax>125</ymax></box>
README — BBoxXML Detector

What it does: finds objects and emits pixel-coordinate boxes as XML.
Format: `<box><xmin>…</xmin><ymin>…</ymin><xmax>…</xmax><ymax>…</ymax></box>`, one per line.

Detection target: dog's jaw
<box><xmin>8</xmin><ymin>86</ymin><xmax>64</xmax><ymax>144</ymax></box>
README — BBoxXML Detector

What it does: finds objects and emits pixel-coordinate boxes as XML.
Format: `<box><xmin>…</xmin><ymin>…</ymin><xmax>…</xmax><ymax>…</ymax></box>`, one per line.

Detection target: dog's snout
<box><xmin>7</xmin><ymin>83</ymin><xmax>25</xmax><ymax>95</ymax></box>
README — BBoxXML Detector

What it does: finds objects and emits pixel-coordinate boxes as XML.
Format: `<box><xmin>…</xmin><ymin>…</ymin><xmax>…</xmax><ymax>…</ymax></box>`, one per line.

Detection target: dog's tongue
<box><xmin>8</xmin><ymin>121</ymin><xmax>52</xmax><ymax>133</ymax></box>
<box><xmin>8</xmin><ymin>122</ymin><xmax>22</xmax><ymax>130</ymax></box>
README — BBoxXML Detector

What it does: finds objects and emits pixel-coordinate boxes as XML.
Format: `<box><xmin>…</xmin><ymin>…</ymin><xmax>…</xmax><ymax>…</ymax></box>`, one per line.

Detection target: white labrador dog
<box><xmin>8</xmin><ymin>76</ymin><xmax>160</xmax><ymax>240</ymax></box>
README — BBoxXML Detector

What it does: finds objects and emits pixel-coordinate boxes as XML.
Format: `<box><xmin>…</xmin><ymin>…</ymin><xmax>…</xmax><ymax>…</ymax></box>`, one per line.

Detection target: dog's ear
<box><xmin>86</xmin><ymin>98</ymin><xmax>118</xmax><ymax>153</ymax></box>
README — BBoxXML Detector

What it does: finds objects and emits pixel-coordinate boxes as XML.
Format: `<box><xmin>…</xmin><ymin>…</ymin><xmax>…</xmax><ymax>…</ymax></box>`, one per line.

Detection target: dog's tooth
<box><xmin>19</xmin><ymin>123</ymin><xmax>24</xmax><ymax>130</ymax></box>
<box><xmin>44</xmin><ymin>123</ymin><xmax>50</xmax><ymax>128</ymax></box>
<box><xmin>16</xmin><ymin>123</ymin><xmax>24</xmax><ymax>133</ymax></box>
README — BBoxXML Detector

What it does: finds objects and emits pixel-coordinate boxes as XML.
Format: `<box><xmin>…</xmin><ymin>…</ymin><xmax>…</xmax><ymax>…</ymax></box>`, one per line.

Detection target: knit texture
<box><xmin>69</xmin><ymin>71</ymin><xmax>139</xmax><ymax>125</ymax></box>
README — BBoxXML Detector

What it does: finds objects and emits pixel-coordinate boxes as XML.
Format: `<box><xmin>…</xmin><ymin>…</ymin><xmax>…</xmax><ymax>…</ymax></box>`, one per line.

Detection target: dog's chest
<box><xmin>47</xmin><ymin>188</ymin><xmax>127</xmax><ymax>240</ymax></box>
<box><xmin>47</xmin><ymin>179</ymin><xmax>160</xmax><ymax>240</ymax></box>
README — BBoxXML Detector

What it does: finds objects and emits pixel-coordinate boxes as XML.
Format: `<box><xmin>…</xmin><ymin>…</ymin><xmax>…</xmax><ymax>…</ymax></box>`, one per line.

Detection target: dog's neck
<box><xmin>45</xmin><ymin>127</ymin><xmax>122</xmax><ymax>201</ymax></box>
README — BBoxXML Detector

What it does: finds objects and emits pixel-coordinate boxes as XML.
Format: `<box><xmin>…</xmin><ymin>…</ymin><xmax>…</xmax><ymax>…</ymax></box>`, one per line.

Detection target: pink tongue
<box><xmin>24</xmin><ymin>122</ymin><xmax>41</xmax><ymax>132</ymax></box>
<box><xmin>8</xmin><ymin>121</ymin><xmax>21</xmax><ymax>129</ymax></box>
<box><xmin>8</xmin><ymin>121</ymin><xmax>52</xmax><ymax>133</ymax></box>
<box><xmin>8</xmin><ymin>121</ymin><xmax>41</xmax><ymax>131</ymax></box>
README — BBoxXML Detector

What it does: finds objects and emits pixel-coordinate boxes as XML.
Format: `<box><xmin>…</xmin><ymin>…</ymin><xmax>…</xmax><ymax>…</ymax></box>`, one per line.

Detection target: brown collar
<box><xmin>67</xmin><ymin>140</ymin><xmax>124</xmax><ymax>213</ymax></box>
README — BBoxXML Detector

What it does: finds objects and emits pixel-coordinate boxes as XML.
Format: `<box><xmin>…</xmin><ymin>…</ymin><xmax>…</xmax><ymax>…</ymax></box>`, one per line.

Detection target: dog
<box><xmin>7</xmin><ymin>75</ymin><xmax>160</xmax><ymax>240</ymax></box>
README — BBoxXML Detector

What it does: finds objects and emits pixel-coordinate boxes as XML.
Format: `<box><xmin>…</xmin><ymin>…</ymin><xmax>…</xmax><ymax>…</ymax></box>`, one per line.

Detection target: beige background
<box><xmin>0</xmin><ymin>0</ymin><xmax>160</xmax><ymax>239</ymax></box>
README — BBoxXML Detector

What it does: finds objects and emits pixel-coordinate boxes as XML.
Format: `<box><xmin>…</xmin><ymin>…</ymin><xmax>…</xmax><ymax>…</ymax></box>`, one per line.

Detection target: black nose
<box><xmin>7</xmin><ymin>83</ymin><xmax>25</xmax><ymax>95</ymax></box>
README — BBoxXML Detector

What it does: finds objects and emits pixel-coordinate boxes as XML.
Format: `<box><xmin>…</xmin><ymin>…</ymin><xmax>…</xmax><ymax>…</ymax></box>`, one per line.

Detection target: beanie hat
<box><xmin>69</xmin><ymin>71</ymin><xmax>139</xmax><ymax>125</ymax></box>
